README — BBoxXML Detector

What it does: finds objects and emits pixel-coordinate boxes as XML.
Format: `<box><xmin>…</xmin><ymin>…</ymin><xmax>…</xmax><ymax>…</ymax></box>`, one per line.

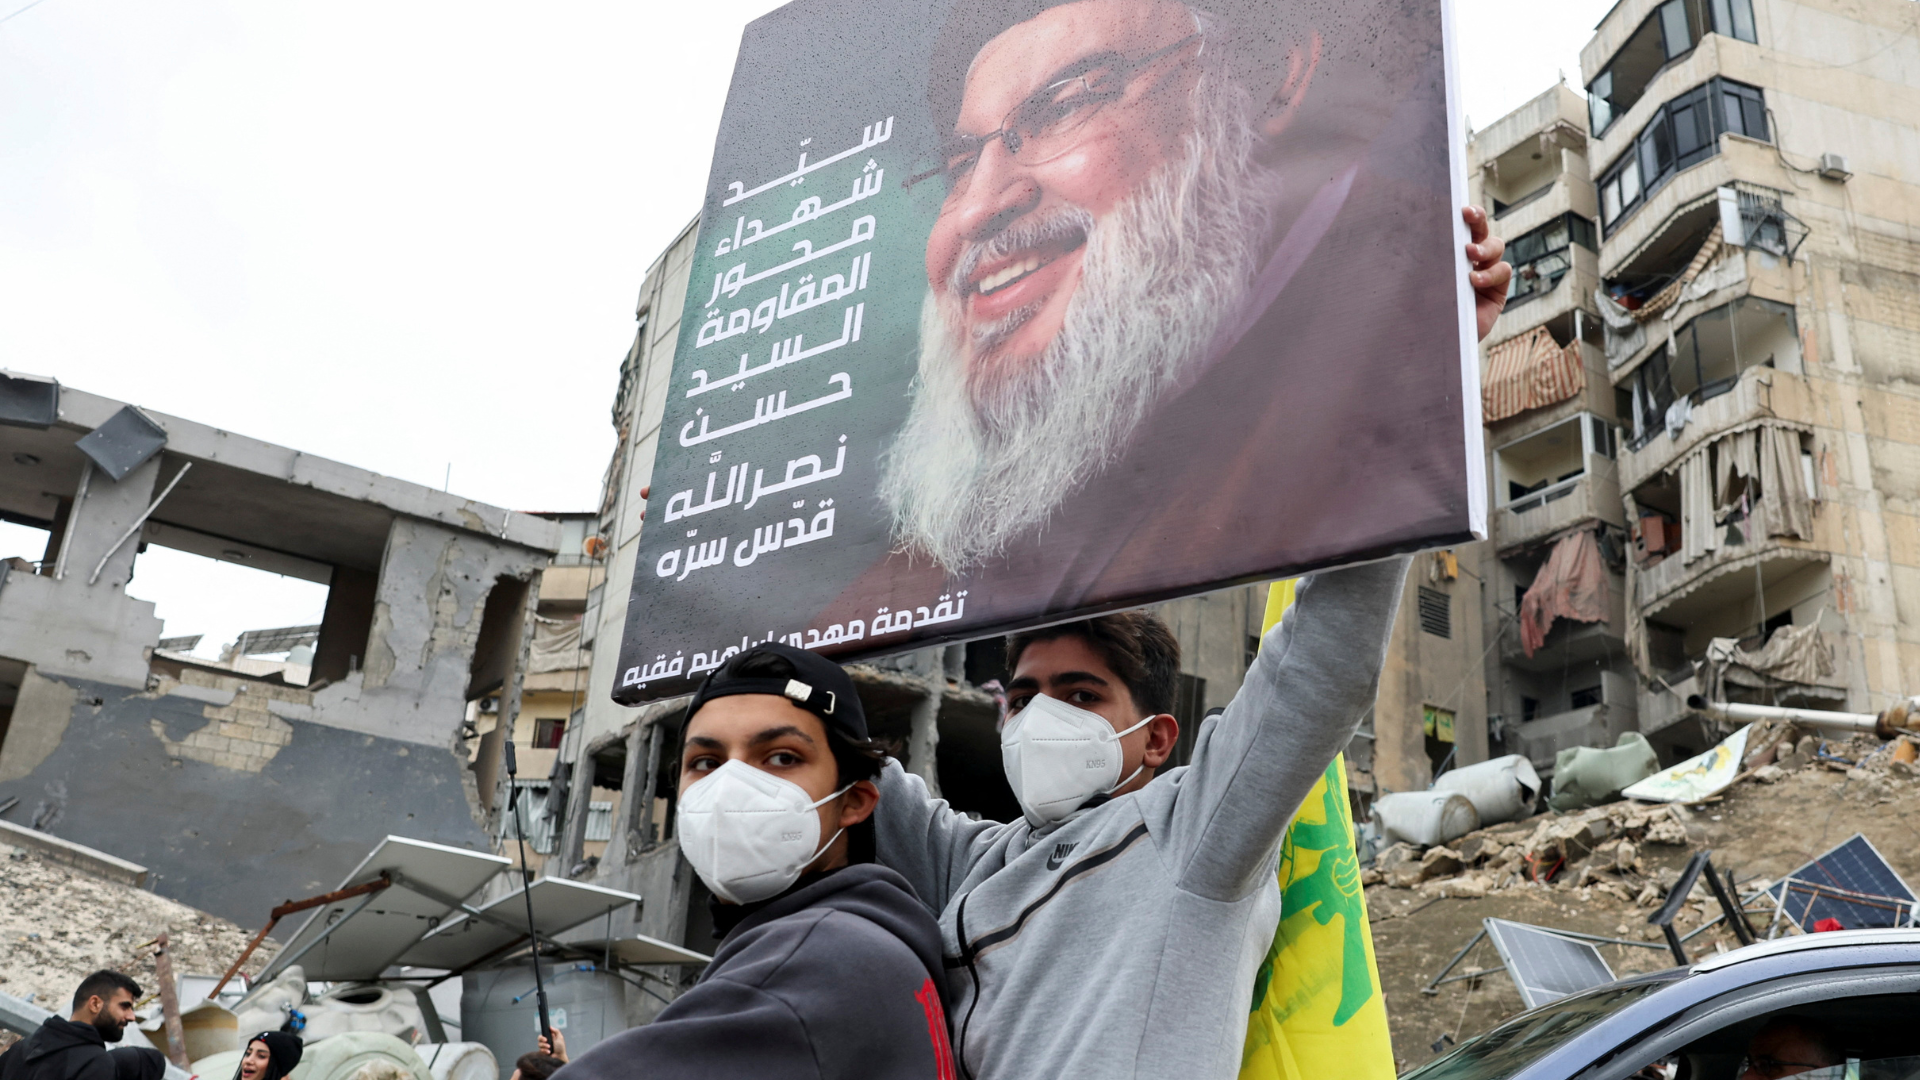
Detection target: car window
<box><xmin>1579</xmin><ymin>972</ymin><xmax>1920</xmax><ymax>1080</ymax></box>
<box><xmin>1861</xmin><ymin>1054</ymin><xmax>1920</xmax><ymax>1080</ymax></box>
<box><xmin>1403</xmin><ymin>981</ymin><xmax>1676</xmax><ymax>1080</ymax></box>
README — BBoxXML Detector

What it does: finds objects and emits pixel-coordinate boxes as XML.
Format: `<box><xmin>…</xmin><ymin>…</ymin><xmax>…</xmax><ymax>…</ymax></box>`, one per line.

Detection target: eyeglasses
<box><xmin>904</xmin><ymin>33</ymin><xmax>1204</xmax><ymax>193</ymax></box>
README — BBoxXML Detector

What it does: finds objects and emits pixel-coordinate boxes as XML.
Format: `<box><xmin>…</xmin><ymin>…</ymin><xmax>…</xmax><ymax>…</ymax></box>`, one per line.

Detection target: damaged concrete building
<box><xmin>0</xmin><ymin>375</ymin><xmax>561</xmax><ymax>925</ymax></box>
<box><xmin>1400</xmin><ymin>0</ymin><xmax>1920</xmax><ymax>797</ymax></box>
<box><xmin>1463</xmin><ymin>84</ymin><xmax>1642</xmax><ymax>781</ymax></box>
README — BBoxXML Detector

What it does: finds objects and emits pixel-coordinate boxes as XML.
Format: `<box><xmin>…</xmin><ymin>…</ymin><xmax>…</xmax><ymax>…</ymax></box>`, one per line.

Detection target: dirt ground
<box><xmin>0</xmin><ymin>839</ymin><xmax>278</xmax><ymax>1032</ymax></box>
<box><xmin>1372</xmin><ymin>755</ymin><xmax>1920</xmax><ymax>1072</ymax></box>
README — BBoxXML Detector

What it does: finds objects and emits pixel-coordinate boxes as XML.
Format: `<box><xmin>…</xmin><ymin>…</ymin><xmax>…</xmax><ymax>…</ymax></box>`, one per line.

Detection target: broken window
<box><xmin>1587</xmin><ymin>0</ymin><xmax>1757</xmax><ymax>136</ymax></box>
<box><xmin>1570</xmin><ymin>685</ymin><xmax>1604</xmax><ymax>708</ymax></box>
<box><xmin>1624</xmin><ymin>297</ymin><xmax>1800</xmax><ymax>447</ymax></box>
<box><xmin>0</xmin><ymin>518</ymin><xmax>51</xmax><ymax>571</ymax></box>
<box><xmin>1599</xmin><ymin>78</ymin><xmax>1769</xmax><ymax>234</ymax></box>
<box><xmin>127</xmin><ymin>545</ymin><xmax>330</xmax><ymax>680</ymax></box>
<box><xmin>1503</xmin><ymin>213</ymin><xmax>1598</xmax><ymax>307</ymax></box>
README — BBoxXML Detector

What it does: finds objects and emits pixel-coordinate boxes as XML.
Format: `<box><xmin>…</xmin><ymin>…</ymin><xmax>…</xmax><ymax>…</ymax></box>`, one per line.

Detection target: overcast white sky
<box><xmin>0</xmin><ymin>0</ymin><xmax>1614</xmax><ymax>656</ymax></box>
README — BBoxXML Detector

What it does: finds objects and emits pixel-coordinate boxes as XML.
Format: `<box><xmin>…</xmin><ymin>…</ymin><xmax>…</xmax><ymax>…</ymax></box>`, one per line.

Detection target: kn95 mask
<box><xmin>1000</xmin><ymin>692</ymin><xmax>1152</xmax><ymax>827</ymax></box>
<box><xmin>675</xmin><ymin>759</ymin><xmax>852</xmax><ymax>904</ymax></box>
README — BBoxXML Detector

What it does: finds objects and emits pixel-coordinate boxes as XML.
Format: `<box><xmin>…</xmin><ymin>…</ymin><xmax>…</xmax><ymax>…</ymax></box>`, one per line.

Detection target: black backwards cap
<box><xmin>682</xmin><ymin>642</ymin><xmax>868</xmax><ymax>743</ymax></box>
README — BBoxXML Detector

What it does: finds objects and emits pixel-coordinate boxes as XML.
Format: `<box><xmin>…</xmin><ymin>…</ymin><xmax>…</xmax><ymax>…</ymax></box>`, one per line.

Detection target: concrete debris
<box><xmin>1373</xmin><ymin>724</ymin><xmax>1920</xmax><ymax>900</ymax></box>
<box><xmin>0</xmin><ymin>840</ymin><xmax>277</xmax><ymax>1016</ymax></box>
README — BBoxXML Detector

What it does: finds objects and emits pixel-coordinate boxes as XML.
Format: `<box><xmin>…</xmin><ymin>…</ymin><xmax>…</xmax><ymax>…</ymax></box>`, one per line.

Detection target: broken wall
<box><xmin>0</xmin><ymin>508</ymin><xmax>551</xmax><ymax>927</ymax></box>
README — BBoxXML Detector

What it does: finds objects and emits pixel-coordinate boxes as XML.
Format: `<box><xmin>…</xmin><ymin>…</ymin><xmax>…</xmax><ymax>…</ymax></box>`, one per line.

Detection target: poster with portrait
<box><xmin>614</xmin><ymin>0</ymin><xmax>1484</xmax><ymax>703</ymax></box>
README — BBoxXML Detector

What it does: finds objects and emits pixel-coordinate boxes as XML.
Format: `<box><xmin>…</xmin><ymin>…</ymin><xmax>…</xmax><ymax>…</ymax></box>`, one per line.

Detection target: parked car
<box><xmin>1403</xmin><ymin>929</ymin><xmax>1920</xmax><ymax>1080</ymax></box>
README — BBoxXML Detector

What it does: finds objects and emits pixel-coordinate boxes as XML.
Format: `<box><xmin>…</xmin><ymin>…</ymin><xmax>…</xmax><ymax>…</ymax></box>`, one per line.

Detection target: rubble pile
<box><xmin>0</xmin><ymin>839</ymin><xmax>277</xmax><ymax>1012</ymax></box>
<box><xmin>1367</xmin><ymin>726</ymin><xmax>1920</xmax><ymax>903</ymax></box>
<box><xmin>1368</xmin><ymin>800</ymin><xmax>1689</xmax><ymax>902</ymax></box>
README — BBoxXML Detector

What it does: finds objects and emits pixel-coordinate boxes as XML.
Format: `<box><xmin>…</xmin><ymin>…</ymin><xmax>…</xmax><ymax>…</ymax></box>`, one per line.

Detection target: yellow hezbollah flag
<box><xmin>1240</xmin><ymin>580</ymin><xmax>1395</xmax><ymax>1080</ymax></box>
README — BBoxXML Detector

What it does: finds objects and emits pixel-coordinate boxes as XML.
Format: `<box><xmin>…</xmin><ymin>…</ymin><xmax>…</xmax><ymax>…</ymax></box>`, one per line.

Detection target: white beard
<box><xmin>879</xmin><ymin>78</ymin><xmax>1280</xmax><ymax>572</ymax></box>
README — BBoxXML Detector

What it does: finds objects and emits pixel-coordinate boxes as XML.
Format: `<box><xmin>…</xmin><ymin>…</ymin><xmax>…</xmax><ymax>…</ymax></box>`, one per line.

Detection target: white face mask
<box><xmin>1000</xmin><ymin>692</ymin><xmax>1153</xmax><ymax>827</ymax></box>
<box><xmin>675</xmin><ymin>759</ymin><xmax>853</xmax><ymax>904</ymax></box>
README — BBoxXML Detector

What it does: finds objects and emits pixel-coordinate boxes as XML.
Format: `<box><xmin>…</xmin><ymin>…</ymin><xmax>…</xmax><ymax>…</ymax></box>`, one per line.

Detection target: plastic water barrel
<box><xmin>1372</xmin><ymin>790</ymin><xmax>1480</xmax><ymax>847</ymax></box>
<box><xmin>414</xmin><ymin>1043</ymin><xmax>498</xmax><ymax>1080</ymax></box>
<box><xmin>1431</xmin><ymin>754</ymin><xmax>1541</xmax><ymax>826</ymax></box>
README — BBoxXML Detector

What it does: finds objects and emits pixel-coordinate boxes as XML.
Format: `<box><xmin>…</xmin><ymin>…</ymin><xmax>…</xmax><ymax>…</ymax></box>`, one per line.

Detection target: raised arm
<box><xmin>873</xmin><ymin>759</ymin><xmax>1008</xmax><ymax>914</ymax></box>
<box><xmin>1167</xmin><ymin>555</ymin><xmax>1410</xmax><ymax>901</ymax></box>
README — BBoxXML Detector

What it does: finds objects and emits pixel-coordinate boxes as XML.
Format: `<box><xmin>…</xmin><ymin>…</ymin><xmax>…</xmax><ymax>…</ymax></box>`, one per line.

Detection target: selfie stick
<box><xmin>503</xmin><ymin>739</ymin><xmax>553</xmax><ymax>1045</ymax></box>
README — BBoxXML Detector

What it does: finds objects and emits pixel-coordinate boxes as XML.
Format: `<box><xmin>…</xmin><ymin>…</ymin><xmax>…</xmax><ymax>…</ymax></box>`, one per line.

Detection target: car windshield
<box><xmin>1403</xmin><ymin>978</ymin><xmax>1677</xmax><ymax>1080</ymax></box>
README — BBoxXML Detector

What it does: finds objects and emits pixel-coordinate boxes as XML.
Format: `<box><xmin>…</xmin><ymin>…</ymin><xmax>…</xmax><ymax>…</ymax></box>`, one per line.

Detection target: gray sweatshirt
<box><xmin>874</xmin><ymin>556</ymin><xmax>1408</xmax><ymax>1080</ymax></box>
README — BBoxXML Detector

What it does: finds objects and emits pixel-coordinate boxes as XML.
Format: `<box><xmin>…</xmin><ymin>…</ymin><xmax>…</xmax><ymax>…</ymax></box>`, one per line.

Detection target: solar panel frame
<box><xmin>260</xmin><ymin>836</ymin><xmax>511</xmax><ymax>982</ymax></box>
<box><xmin>393</xmin><ymin>877</ymin><xmax>642</xmax><ymax>970</ymax></box>
<box><xmin>1483</xmin><ymin>917</ymin><xmax>1617</xmax><ymax>1010</ymax></box>
<box><xmin>1765</xmin><ymin>833</ymin><xmax>1918</xmax><ymax>932</ymax></box>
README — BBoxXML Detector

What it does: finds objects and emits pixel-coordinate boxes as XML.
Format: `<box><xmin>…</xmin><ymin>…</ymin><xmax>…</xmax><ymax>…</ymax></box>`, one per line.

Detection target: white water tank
<box><xmin>1431</xmin><ymin>754</ymin><xmax>1540</xmax><ymax>827</ymax></box>
<box><xmin>461</xmin><ymin>961</ymin><xmax>629</xmax><ymax>1074</ymax></box>
<box><xmin>297</xmin><ymin>985</ymin><xmax>426</xmax><ymax>1044</ymax></box>
<box><xmin>1372</xmin><ymin>790</ymin><xmax>1479</xmax><ymax>848</ymax></box>
<box><xmin>414</xmin><ymin>1043</ymin><xmax>497</xmax><ymax>1080</ymax></box>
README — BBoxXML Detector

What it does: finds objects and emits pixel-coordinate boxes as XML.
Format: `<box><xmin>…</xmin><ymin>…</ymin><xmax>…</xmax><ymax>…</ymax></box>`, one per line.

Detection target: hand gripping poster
<box><xmin>616</xmin><ymin>0</ymin><xmax>1483</xmax><ymax>702</ymax></box>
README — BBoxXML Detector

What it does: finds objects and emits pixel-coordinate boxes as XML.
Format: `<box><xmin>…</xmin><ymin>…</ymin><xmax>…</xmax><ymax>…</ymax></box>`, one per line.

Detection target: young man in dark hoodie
<box><xmin>0</xmin><ymin>971</ymin><xmax>141</xmax><ymax>1080</ymax></box>
<box><xmin>556</xmin><ymin>643</ymin><xmax>956</xmax><ymax>1080</ymax></box>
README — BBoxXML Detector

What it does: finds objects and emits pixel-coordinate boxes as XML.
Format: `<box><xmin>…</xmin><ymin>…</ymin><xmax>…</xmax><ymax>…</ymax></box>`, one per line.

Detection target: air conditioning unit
<box><xmin>1817</xmin><ymin>153</ymin><xmax>1852</xmax><ymax>182</ymax></box>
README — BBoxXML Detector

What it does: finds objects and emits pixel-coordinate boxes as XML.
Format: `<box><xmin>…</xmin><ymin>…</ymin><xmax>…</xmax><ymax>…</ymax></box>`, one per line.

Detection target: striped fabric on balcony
<box><xmin>1482</xmin><ymin>325</ymin><xmax>1583</xmax><ymax>422</ymax></box>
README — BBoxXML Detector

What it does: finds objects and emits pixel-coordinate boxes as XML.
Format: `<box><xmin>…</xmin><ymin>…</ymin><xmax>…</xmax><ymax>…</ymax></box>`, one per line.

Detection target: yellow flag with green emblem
<box><xmin>1240</xmin><ymin>579</ymin><xmax>1396</xmax><ymax>1080</ymax></box>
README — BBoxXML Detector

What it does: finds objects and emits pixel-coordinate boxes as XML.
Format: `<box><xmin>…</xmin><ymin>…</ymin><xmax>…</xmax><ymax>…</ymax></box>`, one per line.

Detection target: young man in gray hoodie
<box><xmin>873</xmin><ymin>556</ymin><xmax>1409</xmax><ymax>1078</ymax></box>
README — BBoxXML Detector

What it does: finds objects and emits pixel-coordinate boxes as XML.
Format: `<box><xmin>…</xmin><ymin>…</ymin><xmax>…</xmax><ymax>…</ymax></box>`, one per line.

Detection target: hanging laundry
<box><xmin>1519</xmin><ymin>530</ymin><xmax>1612</xmax><ymax>656</ymax></box>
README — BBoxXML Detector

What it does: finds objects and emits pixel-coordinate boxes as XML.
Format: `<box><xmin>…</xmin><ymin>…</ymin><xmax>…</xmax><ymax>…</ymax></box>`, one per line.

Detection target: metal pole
<box><xmin>89</xmin><ymin>462</ymin><xmax>191</xmax><ymax>585</ymax></box>
<box><xmin>53</xmin><ymin>463</ymin><xmax>90</xmax><ymax>580</ymax></box>
<box><xmin>1688</xmin><ymin>696</ymin><xmax>1880</xmax><ymax>733</ymax></box>
<box><xmin>506</xmin><ymin>739</ymin><xmax>553</xmax><ymax>1044</ymax></box>
<box><xmin>154</xmin><ymin>932</ymin><xmax>189</xmax><ymax>1070</ymax></box>
<box><xmin>211</xmin><ymin>878</ymin><xmax>392</xmax><ymax>997</ymax></box>
<box><xmin>1423</xmin><ymin>928</ymin><xmax>1488</xmax><ymax>995</ymax></box>
<box><xmin>255</xmin><ymin>890</ymin><xmax>383</xmax><ymax>983</ymax></box>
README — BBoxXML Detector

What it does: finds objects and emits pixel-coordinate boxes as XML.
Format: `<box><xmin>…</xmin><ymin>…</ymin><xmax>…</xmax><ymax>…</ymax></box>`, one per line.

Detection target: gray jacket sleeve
<box><xmin>873</xmin><ymin>760</ymin><xmax>1009</xmax><ymax>914</ymax></box>
<box><xmin>1164</xmin><ymin>555</ymin><xmax>1409</xmax><ymax>902</ymax></box>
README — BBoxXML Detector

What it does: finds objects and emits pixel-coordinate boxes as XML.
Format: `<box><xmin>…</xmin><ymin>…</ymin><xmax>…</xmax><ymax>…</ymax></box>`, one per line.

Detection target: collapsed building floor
<box><xmin>0</xmin><ymin>374</ymin><xmax>562</xmax><ymax>925</ymax></box>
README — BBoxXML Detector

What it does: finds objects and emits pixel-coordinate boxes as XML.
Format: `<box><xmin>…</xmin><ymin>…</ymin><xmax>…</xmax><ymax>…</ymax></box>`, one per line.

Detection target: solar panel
<box><xmin>567</xmin><ymin>934</ymin><xmax>714</xmax><ymax>966</ymax></box>
<box><xmin>1483</xmin><ymin>918</ymin><xmax>1616</xmax><ymax>1009</ymax></box>
<box><xmin>394</xmin><ymin>877</ymin><xmax>642</xmax><ymax>971</ymax></box>
<box><xmin>260</xmin><ymin>836</ymin><xmax>511</xmax><ymax>982</ymax></box>
<box><xmin>1765</xmin><ymin>833</ymin><xmax>1917</xmax><ymax>931</ymax></box>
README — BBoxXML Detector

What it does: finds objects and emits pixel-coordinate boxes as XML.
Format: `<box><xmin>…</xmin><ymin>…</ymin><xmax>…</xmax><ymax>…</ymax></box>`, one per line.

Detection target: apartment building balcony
<box><xmin>1496</xmin><ymin>474</ymin><xmax>1625</xmax><ymax>554</ymax></box>
<box><xmin>1635</xmin><ymin>535</ymin><xmax>1827</xmax><ymax>625</ymax></box>
<box><xmin>1500</xmin><ymin>569</ymin><xmax>1629</xmax><ymax>670</ymax></box>
<box><xmin>1619</xmin><ymin>361</ymin><xmax>1812</xmax><ymax>491</ymax></box>
<box><xmin>1486</xmin><ymin>243</ymin><xmax>1603</xmax><ymax>350</ymax></box>
<box><xmin>1491</xmin><ymin>412</ymin><xmax>1626</xmax><ymax>554</ymax></box>
<box><xmin>1599</xmin><ymin>132</ymin><xmax>1781</xmax><ymax>264</ymax></box>
<box><xmin>1488</xmin><ymin>343</ymin><xmax>1618</xmax><ymax>449</ymax></box>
